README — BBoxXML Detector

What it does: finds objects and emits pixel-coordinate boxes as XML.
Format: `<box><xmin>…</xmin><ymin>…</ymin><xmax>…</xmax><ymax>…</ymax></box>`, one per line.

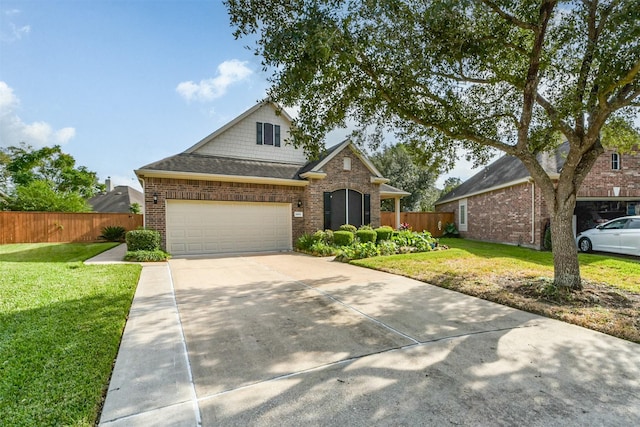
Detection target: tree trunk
<box><xmin>549</xmin><ymin>202</ymin><xmax>582</xmax><ymax>291</ymax></box>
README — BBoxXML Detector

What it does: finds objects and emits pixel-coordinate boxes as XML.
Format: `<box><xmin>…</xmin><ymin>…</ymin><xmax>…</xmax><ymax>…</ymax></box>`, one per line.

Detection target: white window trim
<box><xmin>458</xmin><ymin>199</ymin><xmax>468</xmax><ymax>232</ymax></box>
<box><xmin>611</xmin><ymin>152</ymin><xmax>621</xmax><ymax>170</ymax></box>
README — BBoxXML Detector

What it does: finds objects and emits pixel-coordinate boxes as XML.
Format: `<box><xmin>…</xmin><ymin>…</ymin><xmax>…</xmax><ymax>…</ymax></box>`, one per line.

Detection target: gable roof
<box><xmin>184</xmin><ymin>99</ymin><xmax>293</xmax><ymax>154</ymax></box>
<box><xmin>435</xmin><ymin>143</ymin><xmax>568</xmax><ymax>205</ymax></box>
<box><xmin>89</xmin><ymin>185</ymin><xmax>143</xmax><ymax>213</ymax></box>
<box><xmin>298</xmin><ymin>139</ymin><xmax>387</xmax><ymax>182</ymax></box>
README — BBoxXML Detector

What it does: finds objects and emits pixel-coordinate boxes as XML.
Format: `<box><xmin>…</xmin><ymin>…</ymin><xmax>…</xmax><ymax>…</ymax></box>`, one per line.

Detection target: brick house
<box><xmin>434</xmin><ymin>144</ymin><xmax>640</xmax><ymax>249</ymax></box>
<box><xmin>135</xmin><ymin>100</ymin><xmax>407</xmax><ymax>256</ymax></box>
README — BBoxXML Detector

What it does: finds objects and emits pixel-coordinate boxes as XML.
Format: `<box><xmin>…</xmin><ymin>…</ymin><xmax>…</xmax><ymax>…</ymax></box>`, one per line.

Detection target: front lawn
<box><xmin>353</xmin><ymin>238</ymin><xmax>640</xmax><ymax>343</ymax></box>
<box><xmin>0</xmin><ymin>243</ymin><xmax>141</xmax><ymax>426</ymax></box>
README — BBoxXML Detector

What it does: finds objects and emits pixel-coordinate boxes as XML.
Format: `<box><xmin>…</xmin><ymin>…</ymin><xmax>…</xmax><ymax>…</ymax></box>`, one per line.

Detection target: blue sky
<box><xmin>0</xmin><ymin>0</ymin><xmax>473</xmax><ymax>191</ymax></box>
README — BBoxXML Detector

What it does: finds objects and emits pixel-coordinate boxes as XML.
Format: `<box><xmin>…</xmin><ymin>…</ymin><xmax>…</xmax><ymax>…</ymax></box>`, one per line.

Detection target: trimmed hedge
<box><xmin>355</xmin><ymin>229</ymin><xmax>377</xmax><ymax>243</ymax></box>
<box><xmin>339</xmin><ymin>224</ymin><xmax>358</xmax><ymax>234</ymax></box>
<box><xmin>375</xmin><ymin>226</ymin><xmax>394</xmax><ymax>242</ymax></box>
<box><xmin>126</xmin><ymin>229</ymin><xmax>161</xmax><ymax>251</ymax></box>
<box><xmin>333</xmin><ymin>230</ymin><xmax>354</xmax><ymax>246</ymax></box>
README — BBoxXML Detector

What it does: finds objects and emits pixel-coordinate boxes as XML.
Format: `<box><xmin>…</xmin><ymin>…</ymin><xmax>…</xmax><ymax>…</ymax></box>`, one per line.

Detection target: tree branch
<box><xmin>479</xmin><ymin>0</ymin><xmax>538</xmax><ymax>31</ymax></box>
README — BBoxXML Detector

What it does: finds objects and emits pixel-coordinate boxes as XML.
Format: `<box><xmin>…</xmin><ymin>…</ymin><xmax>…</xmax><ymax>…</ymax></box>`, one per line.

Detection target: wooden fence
<box><xmin>380</xmin><ymin>211</ymin><xmax>454</xmax><ymax>237</ymax></box>
<box><xmin>0</xmin><ymin>212</ymin><xmax>143</xmax><ymax>244</ymax></box>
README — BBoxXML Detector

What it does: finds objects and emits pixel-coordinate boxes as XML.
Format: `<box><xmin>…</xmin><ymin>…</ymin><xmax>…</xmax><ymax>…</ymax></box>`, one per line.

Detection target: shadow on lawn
<box><xmin>0</xmin><ymin>242</ymin><xmax>116</xmax><ymax>262</ymax></box>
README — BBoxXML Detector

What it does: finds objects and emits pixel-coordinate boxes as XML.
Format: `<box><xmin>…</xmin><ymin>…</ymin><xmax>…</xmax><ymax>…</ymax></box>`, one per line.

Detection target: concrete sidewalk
<box><xmin>99</xmin><ymin>263</ymin><xmax>199</xmax><ymax>426</ymax></box>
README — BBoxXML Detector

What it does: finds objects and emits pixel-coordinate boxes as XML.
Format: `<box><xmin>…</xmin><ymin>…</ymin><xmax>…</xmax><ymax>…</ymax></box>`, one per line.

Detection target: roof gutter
<box><xmin>135</xmin><ymin>169</ymin><xmax>309</xmax><ymax>187</ymax></box>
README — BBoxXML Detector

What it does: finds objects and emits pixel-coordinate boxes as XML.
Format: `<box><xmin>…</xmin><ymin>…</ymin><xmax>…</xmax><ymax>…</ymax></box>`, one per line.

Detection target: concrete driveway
<box><xmin>100</xmin><ymin>252</ymin><xmax>640</xmax><ymax>426</ymax></box>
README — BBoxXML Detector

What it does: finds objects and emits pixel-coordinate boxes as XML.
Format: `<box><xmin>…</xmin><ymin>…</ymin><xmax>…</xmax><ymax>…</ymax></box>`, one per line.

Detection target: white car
<box><xmin>576</xmin><ymin>215</ymin><xmax>640</xmax><ymax>256</ymax></box>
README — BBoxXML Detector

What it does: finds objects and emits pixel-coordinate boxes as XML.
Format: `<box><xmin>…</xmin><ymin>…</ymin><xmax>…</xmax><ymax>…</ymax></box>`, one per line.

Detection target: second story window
<box><xmin>611</xmin><ymin>152</ymin><xmax>621</xmax><ymax>170</ymax></box>
<box><xmin>256</xmin><ymin>122</ymin><xmax>281</xmax><ymax>147</ymax></box>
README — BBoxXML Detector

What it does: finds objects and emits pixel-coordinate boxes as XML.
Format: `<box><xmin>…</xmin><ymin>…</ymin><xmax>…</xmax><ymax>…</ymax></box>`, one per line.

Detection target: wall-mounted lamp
<box><xmin>153</xmin><ymin>193</ymin><xmax>158</xmax><ymax>204</ymax></box>
<box><xmin>297</xmin><ymin>200</ymin><xmax>303</xmax><ymax>208</ymax></box>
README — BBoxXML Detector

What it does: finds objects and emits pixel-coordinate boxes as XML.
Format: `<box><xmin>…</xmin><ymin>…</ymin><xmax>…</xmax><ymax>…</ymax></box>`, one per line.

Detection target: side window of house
<box><xmin>459</xmin><ymin>199</ymin><xmax>468</xmax><ymax>232</ymax></box>
<box><xmin>256</xmin><ymin>122</ymin><xmax>281</xmax><ymax>147</ymax></box>
<box><xmin>611</xmin><ymin>152</ymin><xmax>621</xmax><ymax>170</ymax></box>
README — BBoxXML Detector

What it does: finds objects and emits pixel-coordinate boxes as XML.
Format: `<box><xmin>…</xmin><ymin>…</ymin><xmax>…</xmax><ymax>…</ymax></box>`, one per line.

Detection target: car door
<box><xmin>619</xmin><ymin>218</ymin><xmax>640</xmax><ymax>256</ymax></box>
<box><xmin>594</xmin><ymin>218</ymin><xmax>628</xmax><ymax>252</ymax></box>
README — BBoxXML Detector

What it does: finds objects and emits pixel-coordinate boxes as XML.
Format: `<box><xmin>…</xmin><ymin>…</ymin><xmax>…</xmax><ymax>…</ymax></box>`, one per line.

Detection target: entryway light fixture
<box><xmin>153</xmin><ymin>193</ymin><xmax>158</xmax><ymax>204</ymax></box>
<box><xmin>297</xmin><ymin>200</ymin><xmax>303</xmax><ymax>208</ymax></box>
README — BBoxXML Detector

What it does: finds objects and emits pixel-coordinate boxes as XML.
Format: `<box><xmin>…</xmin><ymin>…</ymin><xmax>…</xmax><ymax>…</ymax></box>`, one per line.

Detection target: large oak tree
<box><xmin>226</xmin><ymin>0</ymin><xmax>640</xmax><ymax>289</ymax></box>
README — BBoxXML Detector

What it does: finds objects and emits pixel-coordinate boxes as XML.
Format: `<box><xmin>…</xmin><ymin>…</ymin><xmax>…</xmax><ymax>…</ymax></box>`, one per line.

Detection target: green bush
<box><xmin>333</xmin><ymin>230</ymin><xmax>354</xmax><ymax>246</ymax></box>
<box><xmin>375</xmin><ymin>226</ymin><xmax>394</xmax><ymax>242</ymax></box>
<box><xmin>100</xmin><ymin>225</ymin><xmax>126</xmax><ymax>242</ymax></box>
<box><xmin>393</xmin><ymin>230</ymin><xmax>436</xmax><ymax>252</ymax></box>
<box><xmin>296</xmin><ymin>233</ymin><xmax>316</xmax><ymax>251</ymax></box>
<box><xmin>442</xmin><ymin>222</ymin><xmax>460</xmax><ymax>237</ymax></box>
<box><xmin>126</xmin><ymin>229</ymin><xmax>161</xmax><ymax>251</ymax></box>
<box><xmin>377</xmin><ymin>239</ymin><xmax>398</xmax><ymax>256</ymax></box>
<box><xmin>335</xmin><ymin>241</ymin><xmax>380</xmax><ymax>262</ymax></box>
<box><xmin>355</xmin><ymin>228</ymin><xmax>377</xmax><ymax>243</ymax></box>
<box><xmin>313</xmin><ymin>229</ymin><xmax>334</xmax><ymax>245</ymax></box>
<box><xmin>338</xmin><ymin>224</ymin><xmax>358</xmax><ymax>234</ymax></box>
<box><xmin>309</xmin><ymin>241</ymin><xmax>337</xmax><ymax>256</ymax></box>
<box><xmin>543</xmin><ymin>224</ymin><xmax>552</xmax><ymax>251</ymax></box>
<box><xmin>124</xmin><ymin>250</ymin><xmax>170</xmax><ymax>262</ymax></box>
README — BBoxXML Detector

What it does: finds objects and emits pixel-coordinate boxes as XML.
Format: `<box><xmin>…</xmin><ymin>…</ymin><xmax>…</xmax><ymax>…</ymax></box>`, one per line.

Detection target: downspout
<box><xmin>530</xmin><ymin>179</ymin><xmax>535</xmax><ymax>244</ymax></box>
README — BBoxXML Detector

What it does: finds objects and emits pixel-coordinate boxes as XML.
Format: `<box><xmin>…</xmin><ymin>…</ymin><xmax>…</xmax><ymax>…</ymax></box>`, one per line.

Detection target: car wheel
<box><xmin>578</xmin><ymin>237</ymin><xmax>592</xmax><ymax>253</ymax></box>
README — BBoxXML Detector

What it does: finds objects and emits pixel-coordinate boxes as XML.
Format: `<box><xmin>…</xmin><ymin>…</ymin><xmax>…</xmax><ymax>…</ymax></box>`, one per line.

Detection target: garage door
<box><xmin>166</xmin><ymin>200</ymin><xmax>292</xmax><ymax>256</ymax></box>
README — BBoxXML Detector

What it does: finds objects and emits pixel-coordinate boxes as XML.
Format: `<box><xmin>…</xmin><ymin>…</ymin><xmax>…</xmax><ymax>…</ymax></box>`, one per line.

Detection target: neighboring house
<box><xmin>135</xmin><ymin>100</ymin><xmax>407</xmax><ymax>256</ymax></box>
<box><xmin>89</xmin><ymin>179</ymin><xmax>144</xmax><ymax>213</ymax></box>
<box><xmin>435</xmin><ymin>144</ymin><xmax>640</xmax><ymax>249</ymax></box>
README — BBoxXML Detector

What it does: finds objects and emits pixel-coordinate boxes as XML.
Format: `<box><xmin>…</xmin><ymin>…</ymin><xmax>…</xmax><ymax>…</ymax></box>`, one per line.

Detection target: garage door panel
<box><xmin>166</xmin><ymin>200</ymin><xmax>292</xmax><ymax>256</ymax></box>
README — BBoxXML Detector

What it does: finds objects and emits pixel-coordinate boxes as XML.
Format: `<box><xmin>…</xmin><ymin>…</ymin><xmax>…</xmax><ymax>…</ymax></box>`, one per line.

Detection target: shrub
<box><xmin>377</xmin><ymin>239</ymin><xmax>398</xmax><ymax>256</ymax></box>
<box><xmin>338</xmin><ymin>224</ymin><xmax>358</xmax><ymax>234</ymax></box>
<box><xmin>124</xmin><ymin>250</ymin><xmax>170</xmax><ymax>262</ymax></box>
<box><xmin>355</xmin><ymin>228</ymin><xmax>377</xmax><ymax>243</ymax></box>
<box><xmin>296</xmin><ymin>233</ymin><xmax>316</xmax><ymax>251</ymax></box>
<box><xmin>443</xmin><ymin>222</ymin><xmax>460</xmax><ymax>238</ymax></box>
<box><xmin>335</xmin><ymin>241</ymin><xmax>380</xmax><ymax>262</ymax></box>
<box><xmin>126</xmin><ymin>229</ymin><xmax>161</xmax><ymax>251</ymax></box>
<box><xmin>313</xmin><ymin>229</ymin><xmax>334</xmax><ymax>245</ymax></box>
<box><xmin>543</xmin><ymin>224</ymin><xmax>552</xmax><ymax>251</ymax></box>
<box><xmin>375</xmin><ymin>226</ymin><xmax>394</xmax><ymax>242</ymax></box>
<box><xmin>309</xmin><ymin>241</ymin><xmax>337</xmax><ymax>256</ymax></box>
<box><xmin>333</xmin><ymin>230</ymin><xmax>354</xmax><ymax>246</ymax></box>
<box><xmin>100</xmin><ymin>225</ymin><xmax>126</xmax><ymax>242</ymax></box>
<box><xmin>393</xmin><ymin>230</ymin><xmax>436</xmax><ymax>252</ymax></box>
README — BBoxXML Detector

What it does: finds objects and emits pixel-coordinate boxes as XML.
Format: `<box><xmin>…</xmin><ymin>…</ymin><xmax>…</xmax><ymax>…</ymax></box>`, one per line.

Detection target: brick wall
<box><xmin>144</xmin><ymin>177</ymin><xmax>305</xmax><ymax>250</ymax></box>
<box><xmin>437</xmin><ymin>181</ymin><xmax>548</xmax><ymax>249</ymax></box>
<box><xmin>304</xmin><ymin>148</ymin><xmax>381</xmax><ymax>232</ymax></box>
<box><xmin>577</xmin><ymin>149</ymin><xmax>640</xmax><ymax>198</ymax></box>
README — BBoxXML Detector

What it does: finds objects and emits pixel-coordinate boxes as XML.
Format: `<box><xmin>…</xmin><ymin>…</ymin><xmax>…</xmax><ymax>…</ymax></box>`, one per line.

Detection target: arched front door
<box><xmin>323</xmin><ymin>189</ymin><xmax>371</xmax><ymax>230</ymax></box>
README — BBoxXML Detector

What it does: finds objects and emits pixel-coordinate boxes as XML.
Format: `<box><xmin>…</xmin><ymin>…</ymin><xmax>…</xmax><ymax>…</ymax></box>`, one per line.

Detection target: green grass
<box><xmin>354</xmin><ymin>238</ymin><xmax>640</xmax><ymax>293</ymax></box>
<box><xmin>0</xmin><ymin>243</ymin><xmax>141</xmax><ymax>426</ymax></box>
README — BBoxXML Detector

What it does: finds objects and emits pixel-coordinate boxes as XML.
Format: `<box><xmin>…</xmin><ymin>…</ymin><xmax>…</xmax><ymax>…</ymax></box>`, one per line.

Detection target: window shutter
<box><xmin>323</xmin><ymin>192</ymin><xmax>332</xmax><ymax>230</ymax></box>
<box><xmin>364</xmin><ymin>194</ymin><xmax>371</xmax><ymax>225</ymax></box>
<box><xmin>256</xmin><ymin>122</ymin><xmax>263</xmax><ymax>145</ymax></box>
<box><xmin>274</xmin><ymin>125</ymin><xmax>281</xmax><ymax>147</ymax></box>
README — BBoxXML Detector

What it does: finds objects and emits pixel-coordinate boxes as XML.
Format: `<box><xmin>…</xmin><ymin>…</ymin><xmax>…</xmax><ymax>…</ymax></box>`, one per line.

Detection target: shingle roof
<box><xmin>138</xmin><ymin>153</ymin><xmax>304</xmax><ymax>180</ymax></box>
<box><xmin>435</xmin><ymin>143</ymin><xmax>569</xmax><ymax>205</ymax></box>
<box><xmin>89</xmin><ymin>185</ymin><xmax>144</xmax><ymax>213</ymax></box>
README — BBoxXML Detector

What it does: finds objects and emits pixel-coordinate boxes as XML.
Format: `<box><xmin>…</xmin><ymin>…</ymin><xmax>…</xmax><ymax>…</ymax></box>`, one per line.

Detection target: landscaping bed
<box><xmin>0</xmin><ymin>243</ymin><xmax>141</xmax><ymax>426</ymax></box>
<box><xmin>353</xmin><ymin>238</ymin><xmax>640</xmax><ymax>343</ymax></box>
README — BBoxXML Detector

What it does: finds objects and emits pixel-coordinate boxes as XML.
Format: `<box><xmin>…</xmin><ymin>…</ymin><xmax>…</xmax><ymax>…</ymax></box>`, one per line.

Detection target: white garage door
<box><xmin>166</xmin><ymin>200</ymin><xmax>292</xmax><ymax>256</ymax></box>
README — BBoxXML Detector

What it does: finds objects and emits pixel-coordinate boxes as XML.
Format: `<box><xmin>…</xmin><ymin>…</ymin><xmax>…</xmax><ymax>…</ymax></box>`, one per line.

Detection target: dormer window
<box><xmin>611</xmin><ymin>152</ymin><xmax>620</xmax><ymax>170</ymax></box>
<box><xmin>256</xmin><ymin>122</ymin><xmax>281</xmax><ymax>147</ymax></box>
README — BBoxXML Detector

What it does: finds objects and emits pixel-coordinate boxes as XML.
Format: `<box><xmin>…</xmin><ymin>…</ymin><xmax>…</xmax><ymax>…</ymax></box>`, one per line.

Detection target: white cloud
<box><xmin>1</xmin><ymin>8</ymin><xmax>30</xmax><ymax>43</ymax></box>
<box><xmin>0</xmin><ymin>81</ymin><xmax>76</xmax><ymax>147</ymax></box>
<box><xmin>176</xmin><ymin>59</ymin><xmax>253</xmax><ymax>102</ymax></box>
